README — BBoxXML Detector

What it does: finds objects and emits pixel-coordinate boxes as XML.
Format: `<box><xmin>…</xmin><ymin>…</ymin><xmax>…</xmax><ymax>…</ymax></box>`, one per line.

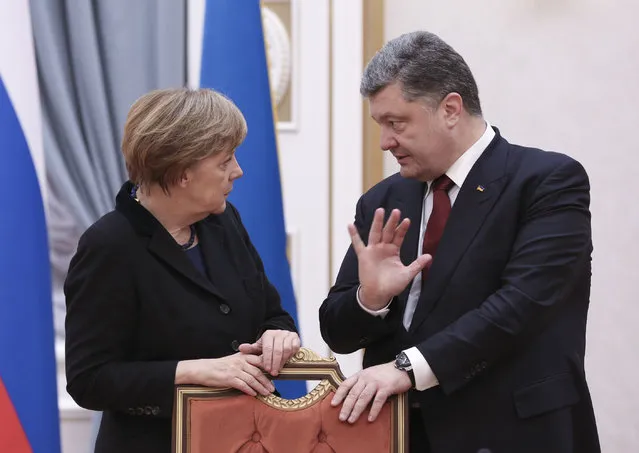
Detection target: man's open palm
<box><xmin>349</xmin><ymin>208</ymin><xmax>432</xmax><ymax>310</ymax></box>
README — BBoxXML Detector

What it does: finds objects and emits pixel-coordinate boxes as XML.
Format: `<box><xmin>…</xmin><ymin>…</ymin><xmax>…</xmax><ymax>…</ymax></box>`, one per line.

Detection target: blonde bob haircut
<box><xmin>122</xmin><ymin>88</ymin><xmax>247</xmax><ymax>193</ymax></box>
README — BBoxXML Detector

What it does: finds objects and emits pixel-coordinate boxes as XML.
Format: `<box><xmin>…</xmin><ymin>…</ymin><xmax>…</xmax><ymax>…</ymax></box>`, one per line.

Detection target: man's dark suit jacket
<box><xmin>320</xmin><ymin>129</ymin><xmax>600</xmax><ymax>453</ymax></box>
<box><xmin>64</xmin><ymin>182</ymin><xmax>296</xmax><ymax>453</ymax></box>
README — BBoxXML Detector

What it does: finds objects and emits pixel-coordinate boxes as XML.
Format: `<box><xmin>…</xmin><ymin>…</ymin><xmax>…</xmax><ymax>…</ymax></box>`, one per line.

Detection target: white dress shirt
<box><xmin>357</xmin><ymin>122</ymin><xmax>495</xmax><ymax>391</ymax></box>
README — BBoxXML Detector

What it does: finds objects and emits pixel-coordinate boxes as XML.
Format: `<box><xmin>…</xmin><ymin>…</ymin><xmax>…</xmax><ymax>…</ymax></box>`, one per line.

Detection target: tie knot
<box><xmin>432</xmin><ymin>174</ymin><xmax>454</xmax><ymax>192</ymax></box>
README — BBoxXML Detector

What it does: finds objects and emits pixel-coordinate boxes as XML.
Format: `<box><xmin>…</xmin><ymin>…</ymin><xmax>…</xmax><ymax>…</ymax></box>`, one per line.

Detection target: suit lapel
<box><xmin>395</xmin><ymin>178</ymin><xmax>427</xmax><ymax>305</ymax></box>
<box><xmin>147</xmin><ymin>226</ymin><xmax>227</xmax><ymax>301</ymax></box>
<box><xmin>409</xmin><ymin>138</ymin><xmax>510</xmax><ymax>332</ymax></box>
<box><xmin>115</xmin><ymin>181</ymin><xmax>228</xmax><ymax>301</ymax></box>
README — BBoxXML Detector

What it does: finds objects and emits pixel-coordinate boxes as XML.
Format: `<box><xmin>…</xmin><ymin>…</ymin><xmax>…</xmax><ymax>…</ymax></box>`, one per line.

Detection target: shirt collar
<box><xmin>443</xmin><ymin>121</ymin><xmax>495</xmax><ymax>188</ymax></box>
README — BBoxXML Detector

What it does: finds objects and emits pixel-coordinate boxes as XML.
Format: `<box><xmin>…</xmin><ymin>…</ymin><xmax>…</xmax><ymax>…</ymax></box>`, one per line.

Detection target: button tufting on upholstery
<box><xmin>186</xmin><ymin>389</ymin><xmax>397</xmax><ymax>452</ymax></box>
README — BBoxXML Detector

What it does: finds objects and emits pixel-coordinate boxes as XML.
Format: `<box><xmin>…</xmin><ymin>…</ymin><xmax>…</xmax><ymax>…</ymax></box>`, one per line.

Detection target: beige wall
<box><xmin>383</xmin><ymin>0</ymin><xmax>639</xmax><ymax>451</ymax></box>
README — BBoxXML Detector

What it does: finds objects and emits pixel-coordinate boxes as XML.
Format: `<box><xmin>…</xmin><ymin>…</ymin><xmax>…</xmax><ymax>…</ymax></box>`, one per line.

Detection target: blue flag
<box><xmin>200</xmin><ymin>0</ymin><xmax>305</xmax><ymax>398</ymax></box>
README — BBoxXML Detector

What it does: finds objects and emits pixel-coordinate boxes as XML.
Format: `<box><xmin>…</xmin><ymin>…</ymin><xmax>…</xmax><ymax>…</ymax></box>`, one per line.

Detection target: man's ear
<box><xmin>440</xmin><ymin>92</ymin><xmax>463</xmax><ymax>127</ymax></box>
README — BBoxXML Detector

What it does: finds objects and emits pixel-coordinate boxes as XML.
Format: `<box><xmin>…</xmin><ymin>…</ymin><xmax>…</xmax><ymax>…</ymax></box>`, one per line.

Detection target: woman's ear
<box><xmin>178</xmin><ymin>169</ymin><xmax>191</xmax><ymax>187</ymax></box>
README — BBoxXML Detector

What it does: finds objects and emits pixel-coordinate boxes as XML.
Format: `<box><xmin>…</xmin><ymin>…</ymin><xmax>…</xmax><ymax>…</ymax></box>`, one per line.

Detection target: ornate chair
<box><xmin>172</xmin><ymin>348</ymin><xmax>408</xmax><ymax>452</ymax></box>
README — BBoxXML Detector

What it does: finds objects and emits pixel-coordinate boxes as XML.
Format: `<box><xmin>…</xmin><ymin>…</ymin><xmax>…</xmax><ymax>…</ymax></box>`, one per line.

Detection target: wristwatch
<box><xmin>394</xmin><ymin>351</ymin><xmax>416</xmax><ymax>388</ymax></box>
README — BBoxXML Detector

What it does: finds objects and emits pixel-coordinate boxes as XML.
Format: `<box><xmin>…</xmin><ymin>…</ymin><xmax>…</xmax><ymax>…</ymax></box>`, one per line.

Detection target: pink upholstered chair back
<box><xmin>172</xmin><ymin>349</ymin><xmax>407</xmax><ymax>453</ymax></box>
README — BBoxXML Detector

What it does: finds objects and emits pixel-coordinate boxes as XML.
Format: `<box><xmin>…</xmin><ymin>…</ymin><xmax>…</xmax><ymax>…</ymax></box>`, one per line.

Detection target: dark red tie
<box><xmin>422</xmin><ymin>175</ymin><xmax>455</xmax><ymax>282</ymax></box>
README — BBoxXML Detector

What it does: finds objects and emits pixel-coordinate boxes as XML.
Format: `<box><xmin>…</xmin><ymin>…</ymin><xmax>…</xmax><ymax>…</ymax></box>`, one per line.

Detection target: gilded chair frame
<box><xmin>172</xmin><ymin>348</ymin><xmax>408</xmax><ymax>452</ymax></box>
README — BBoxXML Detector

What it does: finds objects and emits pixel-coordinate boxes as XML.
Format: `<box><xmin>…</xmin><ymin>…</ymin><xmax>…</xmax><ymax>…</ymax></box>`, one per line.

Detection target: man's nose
<box><xmin>380</xmin><ymin>128</ymin><xmax>398</xmax><ymax>151</ymax></box>
<box><xmin>379</xmin><ymin>134</ymin><xmax>397</xmax><ymax>151</ymax></box>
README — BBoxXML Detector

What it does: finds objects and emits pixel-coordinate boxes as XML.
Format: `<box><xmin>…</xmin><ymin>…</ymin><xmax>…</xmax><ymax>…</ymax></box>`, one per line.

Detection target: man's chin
<box><xmin>398</xmin><ymin>165</ymin><xmax>432</xmax><ymax>181</ymax></box>
<box><xmin>398</xmin><ymin>165</ymin><xmax>417</xmax><ymax>179</ymax></box>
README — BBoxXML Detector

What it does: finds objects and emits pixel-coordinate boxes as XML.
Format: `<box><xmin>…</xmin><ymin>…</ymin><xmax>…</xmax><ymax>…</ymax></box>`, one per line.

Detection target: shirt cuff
<box><xmin>356</xmin><ymin>285</ymin><xmax>391</xmax><ymax>318</ymax></box>
<box><xmin>404</xmin><ymin>347</ymin><xmax>439</xmax><ymax>391</ymax></box>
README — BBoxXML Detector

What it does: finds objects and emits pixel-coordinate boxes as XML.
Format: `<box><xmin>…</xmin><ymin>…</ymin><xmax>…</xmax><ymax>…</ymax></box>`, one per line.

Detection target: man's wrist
<box><xmin>403</xmin><ymin>347</ymin><xmax>439</xmax><ymax>391</ymax></box>
<box><xmin>394</xmin><ymin>352</ymin><xmax>416</xmax><ymax>388</ymax></box>
<box><xmin>359</xmin><ymin>285</ymin><xmax>392</xmax><ymax>311</ymax></box>
<box><xmin>356</xmin><ymin>286</ymin><xmax>391</xmax><ymax>317</ymax></box>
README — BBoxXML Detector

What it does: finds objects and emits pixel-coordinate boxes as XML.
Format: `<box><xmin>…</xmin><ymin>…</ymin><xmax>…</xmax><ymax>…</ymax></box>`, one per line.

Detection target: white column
<box><xmin>329</xmin><ymin>0</ymin><xmax>365</xmax><ymax>378</ymax></box>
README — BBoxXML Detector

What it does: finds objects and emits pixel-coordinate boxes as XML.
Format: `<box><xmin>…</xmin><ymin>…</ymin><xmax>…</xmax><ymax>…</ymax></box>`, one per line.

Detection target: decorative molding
<box><xmin>272</xmin><ymin>0</ymin><xmax>300</xmax><ymax>133</ymax></box>
<box><xmin>257</xmin><ymin>379</ymin><xmax>333</xmax><ymax>410</ymax></box>
<box><xmin>263</xmin><ymin>6</ymin><xmax>291</xmax><ymax>108</ymax></box>
<box><xmin>362</xmin><ymin>0</ymin><xmax>385</xmax><ymax>191</ymax></box>
<box><xmin>289</xmin><ymin>348</ymin><xmax>336</xmax><ymax>363</ymax></box>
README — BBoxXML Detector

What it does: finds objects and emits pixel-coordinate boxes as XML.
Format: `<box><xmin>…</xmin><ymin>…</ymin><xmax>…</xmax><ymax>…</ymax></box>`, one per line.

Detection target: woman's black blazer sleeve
<box><xmin>64</xmin><ymin>223</ymin><xmax>179</xmax><ymax>418</ymax></box>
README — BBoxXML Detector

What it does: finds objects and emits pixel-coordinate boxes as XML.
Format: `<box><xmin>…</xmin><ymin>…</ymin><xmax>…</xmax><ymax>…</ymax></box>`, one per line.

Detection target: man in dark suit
<box><xmin>320</xmin><ymin>31</ymin><xmax>600</xmax><ymax>452</ymax></box>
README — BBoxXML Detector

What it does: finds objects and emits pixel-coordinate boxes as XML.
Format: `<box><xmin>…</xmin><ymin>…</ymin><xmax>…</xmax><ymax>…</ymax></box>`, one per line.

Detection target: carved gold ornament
<box><xmin>262</xmin><ymin>6</ymin><xmax>291</xmax><ymax>107</ymax></box>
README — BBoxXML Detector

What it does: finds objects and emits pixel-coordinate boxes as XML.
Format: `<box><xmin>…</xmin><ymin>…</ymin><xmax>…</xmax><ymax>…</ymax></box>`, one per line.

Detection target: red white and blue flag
<box><xmin>0</xmin><ymin>1</ymin><xmax>61</xmax><ymax>452</ymax></box>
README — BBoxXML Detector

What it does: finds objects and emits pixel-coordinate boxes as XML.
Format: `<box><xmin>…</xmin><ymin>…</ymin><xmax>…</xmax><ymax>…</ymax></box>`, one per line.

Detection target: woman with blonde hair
<box><xmin>64</xmin><ymin>88</ymin><xmax>300</xmax><ymax>453</ymax></box>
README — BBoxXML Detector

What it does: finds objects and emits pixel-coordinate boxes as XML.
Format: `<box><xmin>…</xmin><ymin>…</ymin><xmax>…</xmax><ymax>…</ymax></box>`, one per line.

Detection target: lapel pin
<box><xmin>476</xmin><ymin>185</ymin><xmax>485</xmax><ymax>192</ymax></box>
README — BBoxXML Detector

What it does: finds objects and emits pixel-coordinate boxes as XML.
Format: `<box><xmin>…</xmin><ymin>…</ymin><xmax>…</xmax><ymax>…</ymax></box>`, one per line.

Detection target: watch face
<box><xmin>396</xmin><ymin>352</ymin><xmax>410</xmax><ymax>368</ymax></box>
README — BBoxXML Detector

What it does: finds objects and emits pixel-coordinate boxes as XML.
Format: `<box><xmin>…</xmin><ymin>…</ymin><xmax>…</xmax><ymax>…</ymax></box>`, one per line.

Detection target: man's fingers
<box><xmin>407</xmin><ymin>253</ymin><xmax>432</xmax><ymax>279</ymax></box>
<box><xmin>392</xmin><ymin>218</ymin><xmax>411</xmax><ymax>247</ymax></box>
<box><xmin>381</xmin><ymin>209</ymin><xmax>401</xmax><ymax>243</ymax></box>
<box><xmin>368</xmin><ymin>208</ymin><xmax>385</xmax><ymax>245</ymax></box>
<box><xmin>347</xmin><ymin>224</ymin><xmax>366</xmax><ymax>255</ymax></box>
<box><xmin>368</xmin><ymin>390</ymin><xmax>389</xmax><ymax>422</ymax></box>
<box><xmin>332</xmin><ymin>375</ymin><xmax>357</xmax><ymax>406</ymax></box>
<box><xmin>347</xmin><ymin>383</ymin><xmax>376</xmax><ymax>424</ymax></box>
<box><xmin>339</xmin><ymin>380</ymin><xmax>367</xmax><ymax>422</ymax></box>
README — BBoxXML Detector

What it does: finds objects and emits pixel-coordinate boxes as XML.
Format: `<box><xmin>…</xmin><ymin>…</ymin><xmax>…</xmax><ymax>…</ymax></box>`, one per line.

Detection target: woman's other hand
<box><xmin>238</xmin><ymin>330</ymin><xmax>301</xmax><ymax>376</ymax></box>
<box><xmin>175</xmin><ymin>353</ymin><xmax>275</xmax><ymax>397</ymax></box>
